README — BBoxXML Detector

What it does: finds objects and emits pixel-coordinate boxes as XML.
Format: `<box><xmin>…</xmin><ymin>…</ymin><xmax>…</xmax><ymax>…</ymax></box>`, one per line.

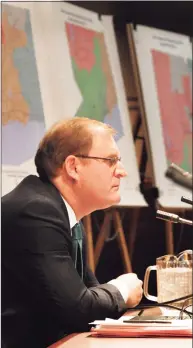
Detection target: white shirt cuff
<box><xmin>108</xmin><ymin>279</ymin><xmax>128</xmax><ymax>303</ymax></box>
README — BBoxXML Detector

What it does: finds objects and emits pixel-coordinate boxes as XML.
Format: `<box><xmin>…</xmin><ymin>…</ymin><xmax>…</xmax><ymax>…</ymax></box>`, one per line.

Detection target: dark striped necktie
<box><xmin>72</xmin><ymin>223</ymin><xmax>83</xmax><ymax>279</ymax></box>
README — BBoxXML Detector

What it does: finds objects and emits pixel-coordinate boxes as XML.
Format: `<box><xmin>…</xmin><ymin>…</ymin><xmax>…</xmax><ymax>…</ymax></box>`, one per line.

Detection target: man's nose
<box><xmin>114</xmin><ymin>161</ymin><xmax>128</xmax><ymax>178</ymax></box>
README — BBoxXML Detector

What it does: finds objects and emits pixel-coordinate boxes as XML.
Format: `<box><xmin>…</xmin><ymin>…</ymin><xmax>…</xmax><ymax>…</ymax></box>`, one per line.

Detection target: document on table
<box><xmin>89</xmin><ymin>318</ymin><xmax>192</xmax><ymax>337</ymax></box>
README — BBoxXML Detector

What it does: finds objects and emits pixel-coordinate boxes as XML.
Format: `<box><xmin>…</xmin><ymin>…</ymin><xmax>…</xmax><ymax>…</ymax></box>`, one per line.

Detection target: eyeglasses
<box><xmin>75</xmin><ymin>155</ymin><xmax>121</xmax><ymax>166</ymax></box>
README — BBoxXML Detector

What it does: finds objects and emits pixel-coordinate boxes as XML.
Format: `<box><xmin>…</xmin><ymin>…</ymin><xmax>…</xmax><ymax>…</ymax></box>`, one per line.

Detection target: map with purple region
<box><xmin>2</xmin><ymin>4</ymin><xmax>45</xmax><ymax>166</ymax></box>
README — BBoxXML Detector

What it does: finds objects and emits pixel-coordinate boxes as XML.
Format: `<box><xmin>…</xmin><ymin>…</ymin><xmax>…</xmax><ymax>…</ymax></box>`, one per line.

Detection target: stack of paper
<box><xmin>90</xmin><ymin>319</ymin><xmax>192</xmax><ymax>338</ymax></box>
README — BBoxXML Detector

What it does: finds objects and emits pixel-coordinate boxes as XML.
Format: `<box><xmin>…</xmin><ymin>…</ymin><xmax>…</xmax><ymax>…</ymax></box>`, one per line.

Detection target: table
<box><xmin>49</xmin><ymin>332</ymin><xmax>192</xmax><ymax>348</ymax></box>
<box><xmin>48</xmin><ymin>308</ymin><xmax>192</xmax><ymax>348</ymax></box>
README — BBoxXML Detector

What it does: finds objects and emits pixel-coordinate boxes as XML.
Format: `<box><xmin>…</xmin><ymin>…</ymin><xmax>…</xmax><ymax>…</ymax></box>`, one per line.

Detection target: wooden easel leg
<box><xmin>165</xmin><ymin>221</ymin><xmax>174</xmax><ymax>254</ymax></box>
<box><xmin>112</xmin><ymin>209</ymin><xmax>132</xmax><ymax>273</ymax></box>
<box><xmin>128</xmin><ymin>208</ymin><xmax>140</xmax><ymax>261</ymax></box>
<box><xmin>83</xmin><ymin>215</ymin><xmax>95</xmax><ymax>273</ymax></box>
<box><xmin>94</xmin><ymin>211</ymin><xmax>112</xmax><ymax>268</ymax></box>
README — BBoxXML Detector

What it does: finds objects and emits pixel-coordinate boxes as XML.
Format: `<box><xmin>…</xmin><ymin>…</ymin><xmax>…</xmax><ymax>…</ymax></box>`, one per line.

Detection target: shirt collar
<box><xmin>60</xmin><ymin>195</ymin><xmax>77</xmax><ymax>229</ymax></box>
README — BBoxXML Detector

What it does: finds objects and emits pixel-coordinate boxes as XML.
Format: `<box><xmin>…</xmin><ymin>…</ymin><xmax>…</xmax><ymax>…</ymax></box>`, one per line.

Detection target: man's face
<box><xmin>77</xmin><ymin>128</ymin><xmax>127</xmax><ymax>210</ymax></box>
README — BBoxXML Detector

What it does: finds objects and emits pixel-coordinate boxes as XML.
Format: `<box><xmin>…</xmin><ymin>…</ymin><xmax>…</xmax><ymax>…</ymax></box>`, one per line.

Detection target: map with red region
<box><xmin>152</xmin><ymin>50</ymin><xmax>192</xmax><ymax>173</ymax></box>
<box><xmin>65</xmin><ymin>22</ymin><xmax>124</xmax><ymax>141</ymax></box>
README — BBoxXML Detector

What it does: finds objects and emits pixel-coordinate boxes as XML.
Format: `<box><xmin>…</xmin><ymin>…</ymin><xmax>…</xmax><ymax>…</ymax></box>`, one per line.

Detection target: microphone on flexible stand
<box><xmin>159</xmin><ymin>164</ymin><xmax>192</xmax><ymax>225</ymax></box>
<box><xmin>156</xmin><ymin>210</ymin><xmax>193</xmax><ymax>226</ymax></box>
<box><xmin>165</xmin><ymin>163</ymin><xmax>192</xmax><ymax>190</ymax></box>
<box><xmin>181</xmin><ymin>196</ymin><xmax>193</xmax><ymax>206</ymax></box>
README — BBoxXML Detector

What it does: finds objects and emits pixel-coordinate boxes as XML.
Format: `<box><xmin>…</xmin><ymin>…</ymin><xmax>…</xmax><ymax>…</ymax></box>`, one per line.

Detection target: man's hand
<box><xmin>108</xmin><ymin>273</ymin><xmax>143</xmax><ymax>308</ymax></box>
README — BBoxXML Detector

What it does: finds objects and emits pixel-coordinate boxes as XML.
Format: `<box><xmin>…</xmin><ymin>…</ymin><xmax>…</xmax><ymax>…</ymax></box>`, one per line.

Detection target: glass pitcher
<box><xmin>144</xmin><ymin>250</ymin><xmax>192</xmax><ymax>306</ymax></box>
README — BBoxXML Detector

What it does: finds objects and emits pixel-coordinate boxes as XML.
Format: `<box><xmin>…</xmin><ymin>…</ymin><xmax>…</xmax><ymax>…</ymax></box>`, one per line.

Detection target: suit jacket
<box><xmin>2</xmin><ymin>175</ymin><xmax>126</xmax><ymax>348</ymax></box>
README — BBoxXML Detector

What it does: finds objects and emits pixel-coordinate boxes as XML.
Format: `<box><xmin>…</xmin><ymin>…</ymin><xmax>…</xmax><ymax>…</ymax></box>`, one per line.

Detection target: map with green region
<box><xmin>65</xmin><ymin>22</ymin><xmax>124</xmax><ymax>141</ymax></box>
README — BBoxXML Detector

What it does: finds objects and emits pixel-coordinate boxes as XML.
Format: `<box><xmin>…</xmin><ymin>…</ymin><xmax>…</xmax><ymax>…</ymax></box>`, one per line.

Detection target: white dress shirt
<box><xmin>60</xmin><ymin>196</ymin><xmax>77</xmax><ymax>233</ymax></box>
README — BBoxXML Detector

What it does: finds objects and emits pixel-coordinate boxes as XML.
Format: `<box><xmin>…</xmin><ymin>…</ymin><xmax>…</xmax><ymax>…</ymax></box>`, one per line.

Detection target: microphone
<box><xmin>165</xmin><ymin>163</ymin><xmax>192</xmax><ymax>189</ymax></box>
<box><xmin>181</xmin><ymin>196</ymin><xmax>193</xmax><ymax>206</ymax></box>
<box><xmin>156</xmin><ymin>210</ymin><xmax>193</xmax><ymax>226</ymax></box>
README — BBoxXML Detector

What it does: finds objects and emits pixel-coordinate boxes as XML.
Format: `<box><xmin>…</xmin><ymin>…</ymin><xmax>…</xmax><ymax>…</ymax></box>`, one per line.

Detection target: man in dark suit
<box><xmin>2</xmin><ymin>117</ymin><xmax>143</xmax><ymax>347</ymax></box>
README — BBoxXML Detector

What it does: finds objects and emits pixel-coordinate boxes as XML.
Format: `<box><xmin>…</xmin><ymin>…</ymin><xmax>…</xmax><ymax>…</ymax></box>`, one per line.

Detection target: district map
<box><xmin>65</xmin><ymin>22</ymin><xmax>124</xmax><ymax>141</ymax></box>
<box><xmin>2</xmin><ymin>4</ymin><xmax>45</xmax><ymax>166</ymax></box>
<box><xmin>152</xmin><ymin>50</ymin><xmax>192</xmax><ymax>173</ymax></box>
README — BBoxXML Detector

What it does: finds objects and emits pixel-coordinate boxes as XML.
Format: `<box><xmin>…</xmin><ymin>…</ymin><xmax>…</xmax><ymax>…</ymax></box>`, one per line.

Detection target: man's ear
<box><xmin>64</xmin><ymin>155</ymin><xmax>79</xmax><ymax>180</ymax></box>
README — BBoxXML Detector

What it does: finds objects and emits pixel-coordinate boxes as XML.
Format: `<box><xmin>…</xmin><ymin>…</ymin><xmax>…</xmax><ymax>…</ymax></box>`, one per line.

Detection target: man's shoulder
<box><xmin>2</xmin><ymin>175</ymin><xmax>71</xmax><ymax>233</ymax></box>
<box><xmin>2</xmin><ymin>175</ymin><xmax>68</xmax><ymax>219</ymax></box>
<box><xmin>2</xmin><ymin>175</ymin><xmax>58</xmax><ymax>202</ymax></box>
<box><xmin>2</xmin><ymin>175</ymin><xmax>43</xmax><ymax>199</ymax></box>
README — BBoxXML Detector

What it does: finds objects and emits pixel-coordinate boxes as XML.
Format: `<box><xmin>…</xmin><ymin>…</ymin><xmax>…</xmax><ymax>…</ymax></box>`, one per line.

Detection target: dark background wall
<box><xmin>69</xmin><ymin>1</ymin><xmax>193</xmax><ymax>36</ymax></box>
<box><xmin>68</xmin><ymin>0</ymin><xmax>193</xmax><ymax>301</ymax></box>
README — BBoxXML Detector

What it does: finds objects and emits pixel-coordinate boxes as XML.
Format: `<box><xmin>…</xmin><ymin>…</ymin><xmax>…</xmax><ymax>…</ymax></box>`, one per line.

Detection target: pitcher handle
<box><xmin>144</xmin><ymin>265</ymin><xmax>158</xmax><ymax>302</ymax></box>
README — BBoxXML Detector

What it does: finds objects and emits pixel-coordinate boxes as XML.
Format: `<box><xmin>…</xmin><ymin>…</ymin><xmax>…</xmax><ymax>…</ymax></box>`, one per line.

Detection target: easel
<box><xmin>82</xmin><ymin>215</ymin><xmax>95</xmax><ymax>273</ymax></box>
<box><xmin>91</xmin><ymin>86</ymin><xmax>148</xmax><ymax>272</ymax></box>
<box><xmin>126</xmin><ymin>23</ymin><xmax>192</xmax><ymax>255</ymax></box>
<box><xmin>94</xmin><ymin>208</ymin><xmax>133</xmax><ymax>272</ymax></box>
<box><xmin>126</xmin><ymin>23</ymin><xmax>175</xmax><ymax>254</ymax></box>
<box><xmin>82</xmin><ymin>25</ymin><xmax>148</xmax><ymax>274</ymax></box>
<box><xmin>83</xmin><ymin>209</ymin><xmax>133</xmax><ymax>274</ymax></box>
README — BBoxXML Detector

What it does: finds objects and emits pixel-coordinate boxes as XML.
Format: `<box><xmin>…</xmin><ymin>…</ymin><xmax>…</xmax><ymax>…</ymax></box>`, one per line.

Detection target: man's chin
<box><xmin>114</xmin><ymin>193</ymin><xmax>121</xmax><ymax>203</ymax></box>
<box><xmin>103</xmin><ymin>194</ymin><xmax>121</xmax><ymax>209</ymax></box>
